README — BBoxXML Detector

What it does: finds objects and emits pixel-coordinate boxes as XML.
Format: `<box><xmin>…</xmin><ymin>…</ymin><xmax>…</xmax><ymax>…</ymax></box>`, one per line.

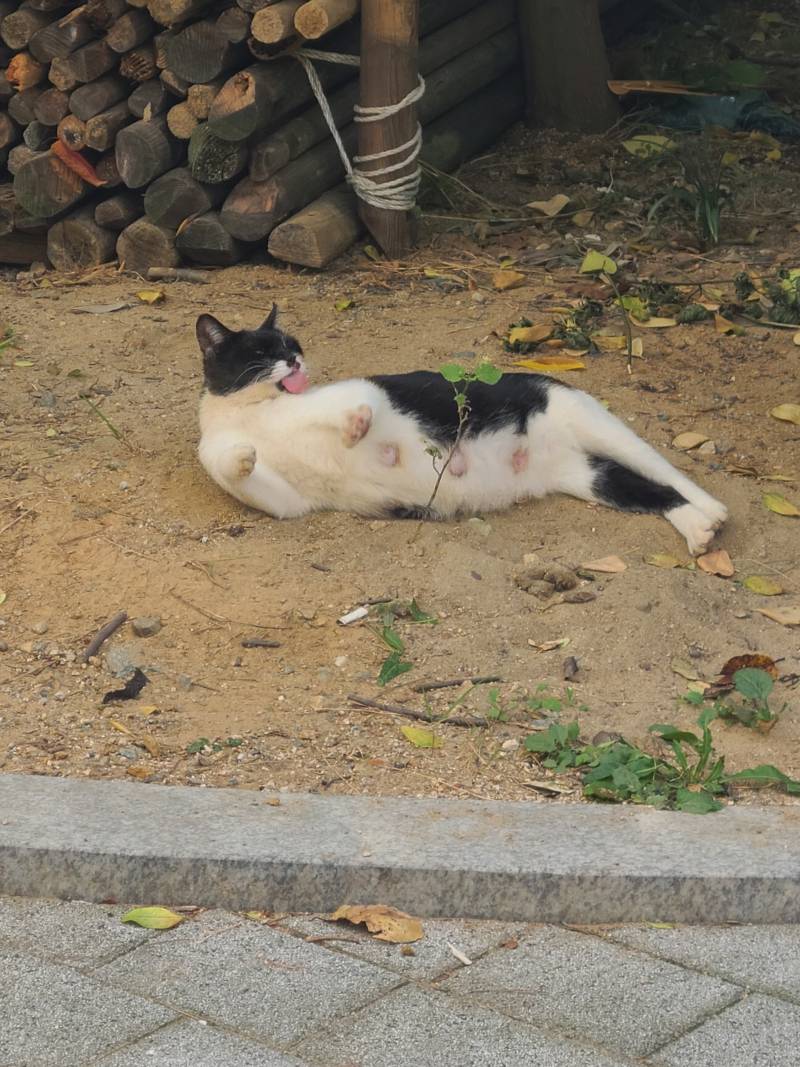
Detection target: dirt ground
<box><xmin>2</xmin><ymin>11</ymin><xmax>800</xmax><ymax>806</ymax></box>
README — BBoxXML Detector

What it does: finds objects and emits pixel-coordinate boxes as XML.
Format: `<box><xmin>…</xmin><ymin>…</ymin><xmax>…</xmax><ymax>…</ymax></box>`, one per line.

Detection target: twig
<box><xmin>347</xmin><ymin>693</ymin><xmax>490</xmax><ymax>729</ymax></box>
<box><xmin>0</xmin><ymin>509</ymin><xmax>30</xmax><ymax>537</ymax></box>
<box><xmin>82</xmin><ymin>611</ymin><xmax>127</xmax><ymax>661</ymax></box>
<box><xmin>169</xmin><ymin>590</ymin><xmax>285</xmax><ymax>630</ymax></box>
<box><xmin>603</xmin><ymin>271</ymin><xmax>634</xmax><ymax>373</ymax></box>
<box><xmin>413</xmin><ymin>675</ymin><xmax>503</xmax><ymax>692</ymax></box>
<box><xmin>81</xmin><ymin>395</ymin><xmax>132</xmax><ymax>449</ymax></box>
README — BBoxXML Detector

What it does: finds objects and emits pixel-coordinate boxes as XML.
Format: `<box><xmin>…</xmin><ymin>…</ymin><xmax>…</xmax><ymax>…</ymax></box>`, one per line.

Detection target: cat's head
<box><xmin>196</xmin><ymin>305</ymin><xmax>309</xmax><ymax>395</ymax></box>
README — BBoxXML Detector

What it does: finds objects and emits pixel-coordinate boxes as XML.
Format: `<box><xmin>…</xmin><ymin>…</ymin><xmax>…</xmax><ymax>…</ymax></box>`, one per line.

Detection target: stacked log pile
<box><xmin>0</xmin><ymin>0</ymin><xmax>523</xmax><ymax>271</ymax></box>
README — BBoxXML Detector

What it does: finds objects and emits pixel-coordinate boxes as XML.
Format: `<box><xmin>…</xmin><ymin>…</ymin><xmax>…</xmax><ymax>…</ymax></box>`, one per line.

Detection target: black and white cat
<box><xmin>196</xmin><ymin>307</ymin><xmax>727</xmax><ymax>555</ymax></box>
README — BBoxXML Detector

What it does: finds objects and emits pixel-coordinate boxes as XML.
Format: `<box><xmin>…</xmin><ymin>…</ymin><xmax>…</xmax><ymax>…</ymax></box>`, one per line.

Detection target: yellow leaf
<box><xmin>139</xmin><ymin>734</ymin><xmax>160</xmax><ymax>758</ymax></box>
<box><xmin>126</xmin><ymin>765</ymin><xmax>151</xmax><ymax>780</ymax></box>
<box><xmin>45</xmin><ymin>427</ymin><xmax>57</xmax><ymax>438</ymax></box>
<box><xmin>687</xmin><ymin>681</ymin><xmax>710</xmax><ymax>695</ymax></box>
<box><xmin>334</xmin><ymin>298</ymin><xmax>353</xmax><ymax>311</ymax></box>
<box><xmin>622</xmin><ymin>134</ymin><xmax>675</xmax><ymax>158</ymax></box>
<box><xmin>135</xmin><ymin>289</ymin><xmax>165</xmax><ymax>305</ymax></box>
<box><xmin>580</xmin><ymin>250</ymin><xmax>617</xmax><ymax>275</ymax></box>
<box><xmin>528</xmin><ymin>637</ymin><xmax>570</xmax><ymax>652</ymax></box>
<box><xmin>582</xmin><ymin>555</ymin><xmax>626</xmax><ymax>573</ymax></box>
<box><xmin>507</xmin><ymin>323</ymin><xmax>550</xmax><ymax>345</ymax></box>
<box><xmin>14</xmin><ymin>359</ymin><xmax>34</xmax><ymax>367</ymax></box>
<box><xmin>329</xmin><ymin>904</ymin><xmax>423</xmax><ymax>943</ymax></box>
<box><xmin>593</xmin><ymin>335</ymin><xmax>627</xmax><ymax>352</ymax></box>
<box><xmin>109</xmin><ymin>719</ymin><xmax>132</xmax><ymax>735</ymax></box>
<box><xmin>121</xmin><ymin>906</ymin><xmax>184</xmax><ymax>929</ymax></box>
<box><xmin>401</xmin><ymin>725</ymin><xmax>442</xmax><ymax>749</ymax></box>
<box><xmin>756</xmin><ymin>606</ymin><xmax>800</xmax><ymax>627</ymax></box>
<box><xmin>631</xmin><ymin>337</ymin><xmax>644</xmax><ymax>358</ymax></box>
<box><xmin>714</xmin><ymin>312</ymin><xmax>744</xmax><ymax>335</ymax></box>
<box><xmin>763</xmin><ymin>492</ymin><xmax>800</xmax><ymax>517</ymax></box>
<box><xmin>645</xmin><ymin>553</ymin><xmax>683</xmax><ymax>569</ymax></box>
<box><xmin>770</xmin><ymin>404</ymin><xmax>800</xmax><ymax>426</ymax></box>
<box><xmin>743</xmin><ymin>576</ymin><xmax>783</xmax><ymax>596</ymax></box>
<box><xmin>363</xmin><ymin>244</ymin><xmax>380</xmax><ymax>261</ymax></box>
<box><xmin>766</xmin><ymin>148</ymin><xmax>781</xmax><ymax>162</ymax></box>
<box><xmin>696</xmin><ymin>549</ymin><xmax>734</xmax><ymax>577</ymax></box>
<box><xmin>721</xmin><ymin>151</ymin><xmax>740</xmax><ymax>167</ymax></box>
<box><xmin>527</xmin><ymin>193</ymin><xmax>570</xmax><ymax>217</ymax></box>
<box><xmin>793</xmin><ymin>331</ymin><xmax>800</xmax><ymax>346</ymax></box>
<box><xmin>573</xmin><ymin>209</ymin><xmax>594</xmax><ymax>227</ymax></box>
<box><xmin>514</xmin><ymin>356</ymin><xmax>585</xmax><ymax>372</ymax></box>
<box><xmin>0</xmin><ymin>590</ymin><xmax>5</xmax><ymax>605</ymax></box>
<box><xmin>672</xmin><ymin>431</ymin><xmax>709</xmax><ymax>450</ymax></box>
<box><xmin>492</xmin><ymin>269</ymin><xmax>526</xmax><ymax>291</ymax></box>
<box><xmin>138</xmin><ymin>705</ymin><xmax>159</xmax><ymax>716</ymax></box>
<box><xmin>637</xmin><ymin>317</ymin><xmax>678</xmax><ymax>328</ymax></box>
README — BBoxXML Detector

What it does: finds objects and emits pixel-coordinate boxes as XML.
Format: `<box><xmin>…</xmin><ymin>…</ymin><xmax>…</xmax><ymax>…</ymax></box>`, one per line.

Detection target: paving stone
<box><xmin>0</xmin><ymin>895</ymin><xmax>155</xmax><ymax>967</ymax></box>
<box><xmin>95</xmin><ymin>910</ymin><xmax>401</xmax><ymax>1047</ymax></box>
<box><xmin>95</xmin><ymin>1019</ymin><xmax>310</xmax><ymax>1066</ymax></box>
<box><xmin>276</xmin><ymin>914</ymin><xmax>529</xmax><ymax>981</ymax></box>
<box><xmin>440</xmin><ymin>925</ymin><xmax>740</xmax><ymax>1057</ymax></box>
<box><xmin>295</xmin><ymin>983</ymin><xmax>632</xmax><ymax>1067</ymax></box>
<box><xmin>652</xmin><ymin>993</ymin><xmax>800</xmax><ymax>1067</ymax></box>
<box><xmin>0</xmin><ymin>949</ymin><xmax>175</xmax><ymax>1067</ymax></box>
<box><xmin>606</xmin><ymin>924</ymin><xmax>800</xmax><ymax>1001</ymax></box>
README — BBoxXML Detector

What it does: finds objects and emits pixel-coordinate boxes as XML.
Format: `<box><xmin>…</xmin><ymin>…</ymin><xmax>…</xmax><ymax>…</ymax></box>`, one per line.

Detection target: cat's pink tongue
<box><xmin>281</xmin><ymin>367</ymin><xmax>309</xmax><ymax>394</ymax></box>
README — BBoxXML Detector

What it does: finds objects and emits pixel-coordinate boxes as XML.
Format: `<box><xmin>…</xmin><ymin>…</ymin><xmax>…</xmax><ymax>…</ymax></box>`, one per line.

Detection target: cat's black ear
<box><xmin>196</xmin><ymin>314</ymin><xmax>232</xmax><ymax>359</ymax></box>
<box><xmin>261</xmin><ymin>304</ymin><xmax>278</xmax><ymax>331</ymax></box>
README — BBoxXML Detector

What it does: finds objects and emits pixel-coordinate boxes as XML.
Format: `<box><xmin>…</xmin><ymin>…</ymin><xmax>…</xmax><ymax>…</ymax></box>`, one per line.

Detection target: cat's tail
<box><xmin>552</xmin><ymin>385</ymin><xmax>728</xmax><ymax>554</ymax></box>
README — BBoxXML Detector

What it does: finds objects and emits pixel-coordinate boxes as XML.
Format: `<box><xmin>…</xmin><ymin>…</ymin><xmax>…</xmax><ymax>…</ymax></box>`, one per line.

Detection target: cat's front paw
<box><xmin>343</xmin><ymin>404</ymin><xmax>373</xmax><ymax>447</ymax></box>
<box><xmin>220</xmin><ymin>443</ymin><xmax>256</xmax><ymax>481</ymax></box>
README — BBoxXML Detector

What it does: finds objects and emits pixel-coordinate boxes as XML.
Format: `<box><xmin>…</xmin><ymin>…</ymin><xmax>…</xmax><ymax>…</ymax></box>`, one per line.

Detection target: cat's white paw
<box><xmin>667</xmin><ymin>502</ymin><xmax>724</xmax><ymax>556</ymax></box>
<box><xmin>343</xmin><ymin>404</ymin><xmax>373</xmax><ymax>447</ymax></box>
<box><xmin>220</xmin><ymin>444</ymin><xmax>256</xmax><ymax>481</ymax></box>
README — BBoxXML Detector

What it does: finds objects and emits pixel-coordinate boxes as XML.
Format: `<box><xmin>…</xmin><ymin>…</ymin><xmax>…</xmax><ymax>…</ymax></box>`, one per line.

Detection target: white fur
<box><xmin>198</xmin><ymin>377</ymin><xmax>727</xmax><ymax>554</ymax></box>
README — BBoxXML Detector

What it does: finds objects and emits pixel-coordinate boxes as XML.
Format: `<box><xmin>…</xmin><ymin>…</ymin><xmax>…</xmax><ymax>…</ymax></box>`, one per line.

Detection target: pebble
<box><xmin>117</xmin><ymin>746</ymin><xmax>140</xmax><ymax>760</ymax></box>
<box><xmin>501</xmin><ymin>738</ymin><xmax>519</xmax><ymax>752</ymax></box>
<box><xmin>334</xmin><ymin>655</ymin><xmax>348</xmax><ymax>668</ymax></box>
<box><xmin>467</xmin><ymin>517</ymin><xmax>492</xmax><ymax>537</ymax></box>
<box><xmin>697</xmin><ymin>440</ymin><xmax>717</xmax><ymax>455</ymax></box>
<box><xmin>105</xmin><ymin>645</ymin><xmax>140</xmax><ymax>677</ymax></box>
<box><xmin>119</xmin><ymin>481</ymin><xmax>129</xmax><ymax>491</ymax></box>
<box><xmin>30</xmin><ymin>622</ymin><xmax>48</xmax><ymax>635</ymax></box>
<box><xmin>132</xmin><ymin>616</ymin><xmax>162</xmax><ymax>638</ymax></box>
<box><xmin>0</xmin><ymin>640</ymin><xmax>8</xmax><ymax>652</ymax></box>
<box><xmin>177</xmin><ymin>674</ymin><xmax>193</xmax><ymax>690</ymax></box>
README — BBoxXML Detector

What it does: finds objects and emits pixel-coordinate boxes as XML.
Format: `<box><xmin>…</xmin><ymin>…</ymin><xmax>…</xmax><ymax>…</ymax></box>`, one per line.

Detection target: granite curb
<box><xmin>1</xmin><ymin>773</ymin><xmax>798</xmax><ymax>922</ymax></box>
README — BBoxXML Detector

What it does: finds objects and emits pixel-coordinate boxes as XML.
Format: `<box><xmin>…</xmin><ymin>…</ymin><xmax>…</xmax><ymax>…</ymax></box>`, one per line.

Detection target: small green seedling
<box><xmin>684</xmin><ymin>668</ymin><xmax>783</xmax><ymax>730</ymax></box>
<box><xmin>186</xmin><ymin>736</ymin><xmax>244</xmax><ymax>755</ymax></box>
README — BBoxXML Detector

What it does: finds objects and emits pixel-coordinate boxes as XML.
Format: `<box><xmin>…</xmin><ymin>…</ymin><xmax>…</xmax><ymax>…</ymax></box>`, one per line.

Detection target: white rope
<box><xmin>293</xmin><ymin>48</ymin><xmax>424</xmax><ymax>212</ymax></box>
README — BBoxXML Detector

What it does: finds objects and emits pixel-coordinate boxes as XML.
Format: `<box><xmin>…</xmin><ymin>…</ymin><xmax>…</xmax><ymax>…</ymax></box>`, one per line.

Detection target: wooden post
<box><xmin>518</xmin><ymin>0</ymin><xmax>618</xmax><ymax>132</ymax></box>
<box><xmin>357</xmin><ymin>0</ymin><xmax>419</xmax><ymax>258</ymax></box>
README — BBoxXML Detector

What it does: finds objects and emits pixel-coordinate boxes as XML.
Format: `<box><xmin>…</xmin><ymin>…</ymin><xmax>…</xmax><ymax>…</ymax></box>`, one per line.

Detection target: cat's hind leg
<box><xmin>342</xmin><ymin>404</ymin><xmax>372</xmax><ymax>447</ymax></box>
<box><xmin>214</xmin><ymin>442</ymin><xmax>257</xmax><ymax>481</ymax></box>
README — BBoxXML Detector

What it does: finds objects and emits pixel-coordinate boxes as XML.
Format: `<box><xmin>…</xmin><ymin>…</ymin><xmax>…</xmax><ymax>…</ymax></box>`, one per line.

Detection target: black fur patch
<box><xmin>385</xmin><ymin>504</ymin><xmax>441</xmax><ymax>521</ymax></box>
<box><xmin>370</xmin><ymin>371</ymin><xmax>553</xmax><ymax>444</ymax></box>
<box><xmin>590</xmin><ymin>457</ymin><xmax>686</xmax><ymax>514</ymax></box>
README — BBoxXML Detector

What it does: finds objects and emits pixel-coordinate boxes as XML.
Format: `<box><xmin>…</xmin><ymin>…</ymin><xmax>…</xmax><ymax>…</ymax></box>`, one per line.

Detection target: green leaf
<box><xmin>474</xmin><ymin>362</ymin><xmax>503</xmax><ymax>385</ymax></box>
<box><xmin>611</xmin><ymin>765</ymin><xmax>643</xmax><ymax>793</ymax></box>
<box><xmin>377</xmin><ymin>651</ymin><xmax>412</xmax><ymax>687</ymax></box>
<box><xmin>380</xmin><ymin>626</ymin><xmax>405</xmax><ymax>653</ymax></box>
<box><xmin>440</xmin><ymin>362</ymin><xmax>467</xmax><ymax>383</ymax></box>
<box><xmin>649</xmin><ymin>724</ymin><xmax>701</xmax><ymax>748</ymax></box>
<box><xmin>580</xmin><ymin>250</ymin><xmax>617</xmax><ymax>275</ymax></box>
<box><xmin>622</xmin><ymin>134</ymin><xmax>675</xmax><ymax>159</ymax></box>
<box><xmin>675</xmin><ymin>788</ymin><xmax>723</xmax><ymax>814</ymax></box>
<box><xmin>186</xmin><ymin>737</ymin><xmax>210</xmax><ymax>754</ymax></box>
<box><xmin>618</xmin><ymin>294</ymin><xmax>650</xmax><ymax>321</ymax></box>
<box><xmin>334</xmin><ymin>298</ymin><xmax>354</xmax><ymax>312</ymax></box>
<box><xmin>733</xmin><ymin>668</ymin><xmax>774</xmax><ymax>703</ymax></box>
<box><xmin>401</xmin><ymin>724</ymin><xmax>442</xmax><ymax>748</ymax></box>
<box><xmin>121</xmin><ymin>906</ymin><xmax>184</xmax><ymax>929</ymax></box>
<box><xmin>725</xmin><ymin>764</ymin><xmax>800</xmax><ymax>793</ymax></box>
<box><xmin>408</xmin><ymin>599</ymin><xmax>437</xmax><ymax>624</ymax></box>
<box><xmin>723</xmin><ymin>59</ymin><xmax>766</xmax><ymax>87</ymax></box>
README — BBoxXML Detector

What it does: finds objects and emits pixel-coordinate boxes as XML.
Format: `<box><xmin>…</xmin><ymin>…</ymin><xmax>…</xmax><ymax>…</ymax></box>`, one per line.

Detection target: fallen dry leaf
<box><xmin>121</xmin><ymin>906</ymin><xmax>183</xmax><ymax>930</ymax></box>
<box><xmin>50</xmin><ymin>141</ymin><xmax>105</xmax><ymax>187</ymax></box>
<box><xmin>508</xmin><ymin>323</ymin><xmax>550</xmax><ymax>345</ymax></box>
<box><xmin>329</xmin><ymin>904</ymin><xmax>423</xmax><ymax>944</ymax></box>
<box><xmin>492</xmin><ymin>269</ymin><xmax>525</xmax><ymax>291</ymax></box>
<box><xmin>631</xmin><ymin>337</ymin><xmax>644</xmax><ymax>358</ymax></box>
<box><xmin>697</xmin><ymin>549</ymin><xmax>734</xmax><ymax>577</ymax></box>
<box><xmin>763</xmin><ymin>492</ymin><xmax>800</xmax><ymax>517</ymax></box>
<box><xmin>743</xmin><ymin>576</ymin><xmax>783</xmax><ymax>596</ymax></box>
<box><xmin>126</xmin><ymin>766</ymin><xmax>151</xmax><ymax>780</ymax></box>
<box><xmin>582</xmin><ymin>555</ymin><xmax>626</xmax><ymax>573</ymax></box>
<box><xmin>528</xmin><ymin>637</ymin><xmax>570</xmax><ymax>652</ymax></box>
<box><xmin>135</xmin><ymin>289</ymin><xmax>165</xmax><ymax>305</ymax></box>
<box><xmin>671</xmin><ymin>658</ymin><xmax>701</xmax><ymax>681</ymax></box>
<box><xmin>400</xmin><ymin>725</ymin><xmax>442</xmax><ymax>749</ymax></box>
<box><xmin>573</xmin><ymin>209</ymin><xmax>594</xmax><ymax>226</ymax></box>
<box><xmin>770</xmin><ymin>404</ymin><xmax>800</xmax><ymax>426</ymax></box>
<box><xmin>138</xmin><ymin>734</ymin><xmax>160</xmax><ymax>758</ymax></box>
<box><xmin>593</xmin><ymin>335</ymin><xmax>627</xmax><ymax>352</ymax></box>
<box><xmin>527</xmin><ymin>193</ymin><xmax>570</xmax><ymax>217</ymax></box>
<box><xmin>645</xmin><ymin>553</ymin><xmax>684</xmax><ymax>569</ymax></box>
<box><xmin>714</xmin><ymin>312</ymin><xmax>744</xmax><ymax>336</ymax></box>
<box><xmin>757</xmin><ymin>606</ymin><xmax>800</xmax><ymax>627</ymax></box>
<box><xmin>515</xmin><ymin>355</ymin><xmax>585</xmax><ymax>371</ymax></box>
<box><xmin>672</xmin><ymin>431</ymin><xmax>709</xmax><ymax>451</ymax></box>
<box><xmin>637</xmin><ymin>317</ymin><xmax>677</xmax><ymax>328</ymax></box>
<box><xmin>718</xmin><ymin>654</ymin><xmax>778</xmax><ymax>684</ymax></box>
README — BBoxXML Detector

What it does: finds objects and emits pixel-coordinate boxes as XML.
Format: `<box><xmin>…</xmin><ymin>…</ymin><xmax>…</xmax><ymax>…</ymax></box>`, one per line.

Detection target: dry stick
<box><xmin>603</xmin><ymin>269</ymin><xmax>634</xmax><ymax>373</ymax></box>
<box><xmin>347</xmin><ymin>693</ymin><xmax>491</xmax><ymax>729</ymax></box>
<box><xmin>413</xmin><ymin>675</ymin><xmax>503</xmax><ymax>692</ymax></box>
<box><xmin>81</xmin><ymin>610</ymin><xmax>127</xmax><ymax>661</ymax></box>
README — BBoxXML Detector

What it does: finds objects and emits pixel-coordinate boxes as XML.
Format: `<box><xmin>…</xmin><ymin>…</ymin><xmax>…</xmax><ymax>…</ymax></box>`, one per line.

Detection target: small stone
<box><xmin>334</xmin><ymin>655</ymin><xmax>348</xmax><ymax>668</ymax></box>
<box><xmin>132</xmin><ymin>616</ymin><xmax>162</xmax><ymax>638</ymax></box>
<box><xmin>470</xmin><ymin>291</ymin><xmax>487</xmax><ymax>304</ymax></box>
<box><xmin>30</xmin><ymin>622</ymin><xmax>48</xmax><ymax>635</ymax></box>
<box><xmin>105</xmin><ymin>645</ymin><xmax>139</xmax><ymax>677</ymax></box>
<box><xmin>452</xmin><ymin>350</ymin><xmax>476</xmax><ymax>360</ymax></box>
<box><xmin>753</xmin><ymin>329</ymin><xmax>770</xmax><ymax>342</ymax></box>
<box><xmin>501</xmin><ymin>738</ymin><xmax>519</xmax><ymax>752</ymax></box>
<box><xmin>119</xmin><ymin>481</ymin><xmax>129</xmax><ymax>491</ymax></box>
<box><xmin>467</xmin><ymin>517</ymin><xmax>492</xmax><ymax>537</ymax></box>
<box><xmin>0</xmin><ymin>640</ymin><xmax>8</xmax><ymax>652</ymax></box>
<box><xmin>177</xmin><ymin>673</ymin><xmax>193</xmax><ymax>690</ymax></box>
<box><xmin>117</xmin><ymin>746</ymin><xmax>139</xmax><ymax>760</ymax></box>
<box><xmin>697</xmin><ymin>440</ymin><xmax>717</xmax><ymax>455</ymax></box>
